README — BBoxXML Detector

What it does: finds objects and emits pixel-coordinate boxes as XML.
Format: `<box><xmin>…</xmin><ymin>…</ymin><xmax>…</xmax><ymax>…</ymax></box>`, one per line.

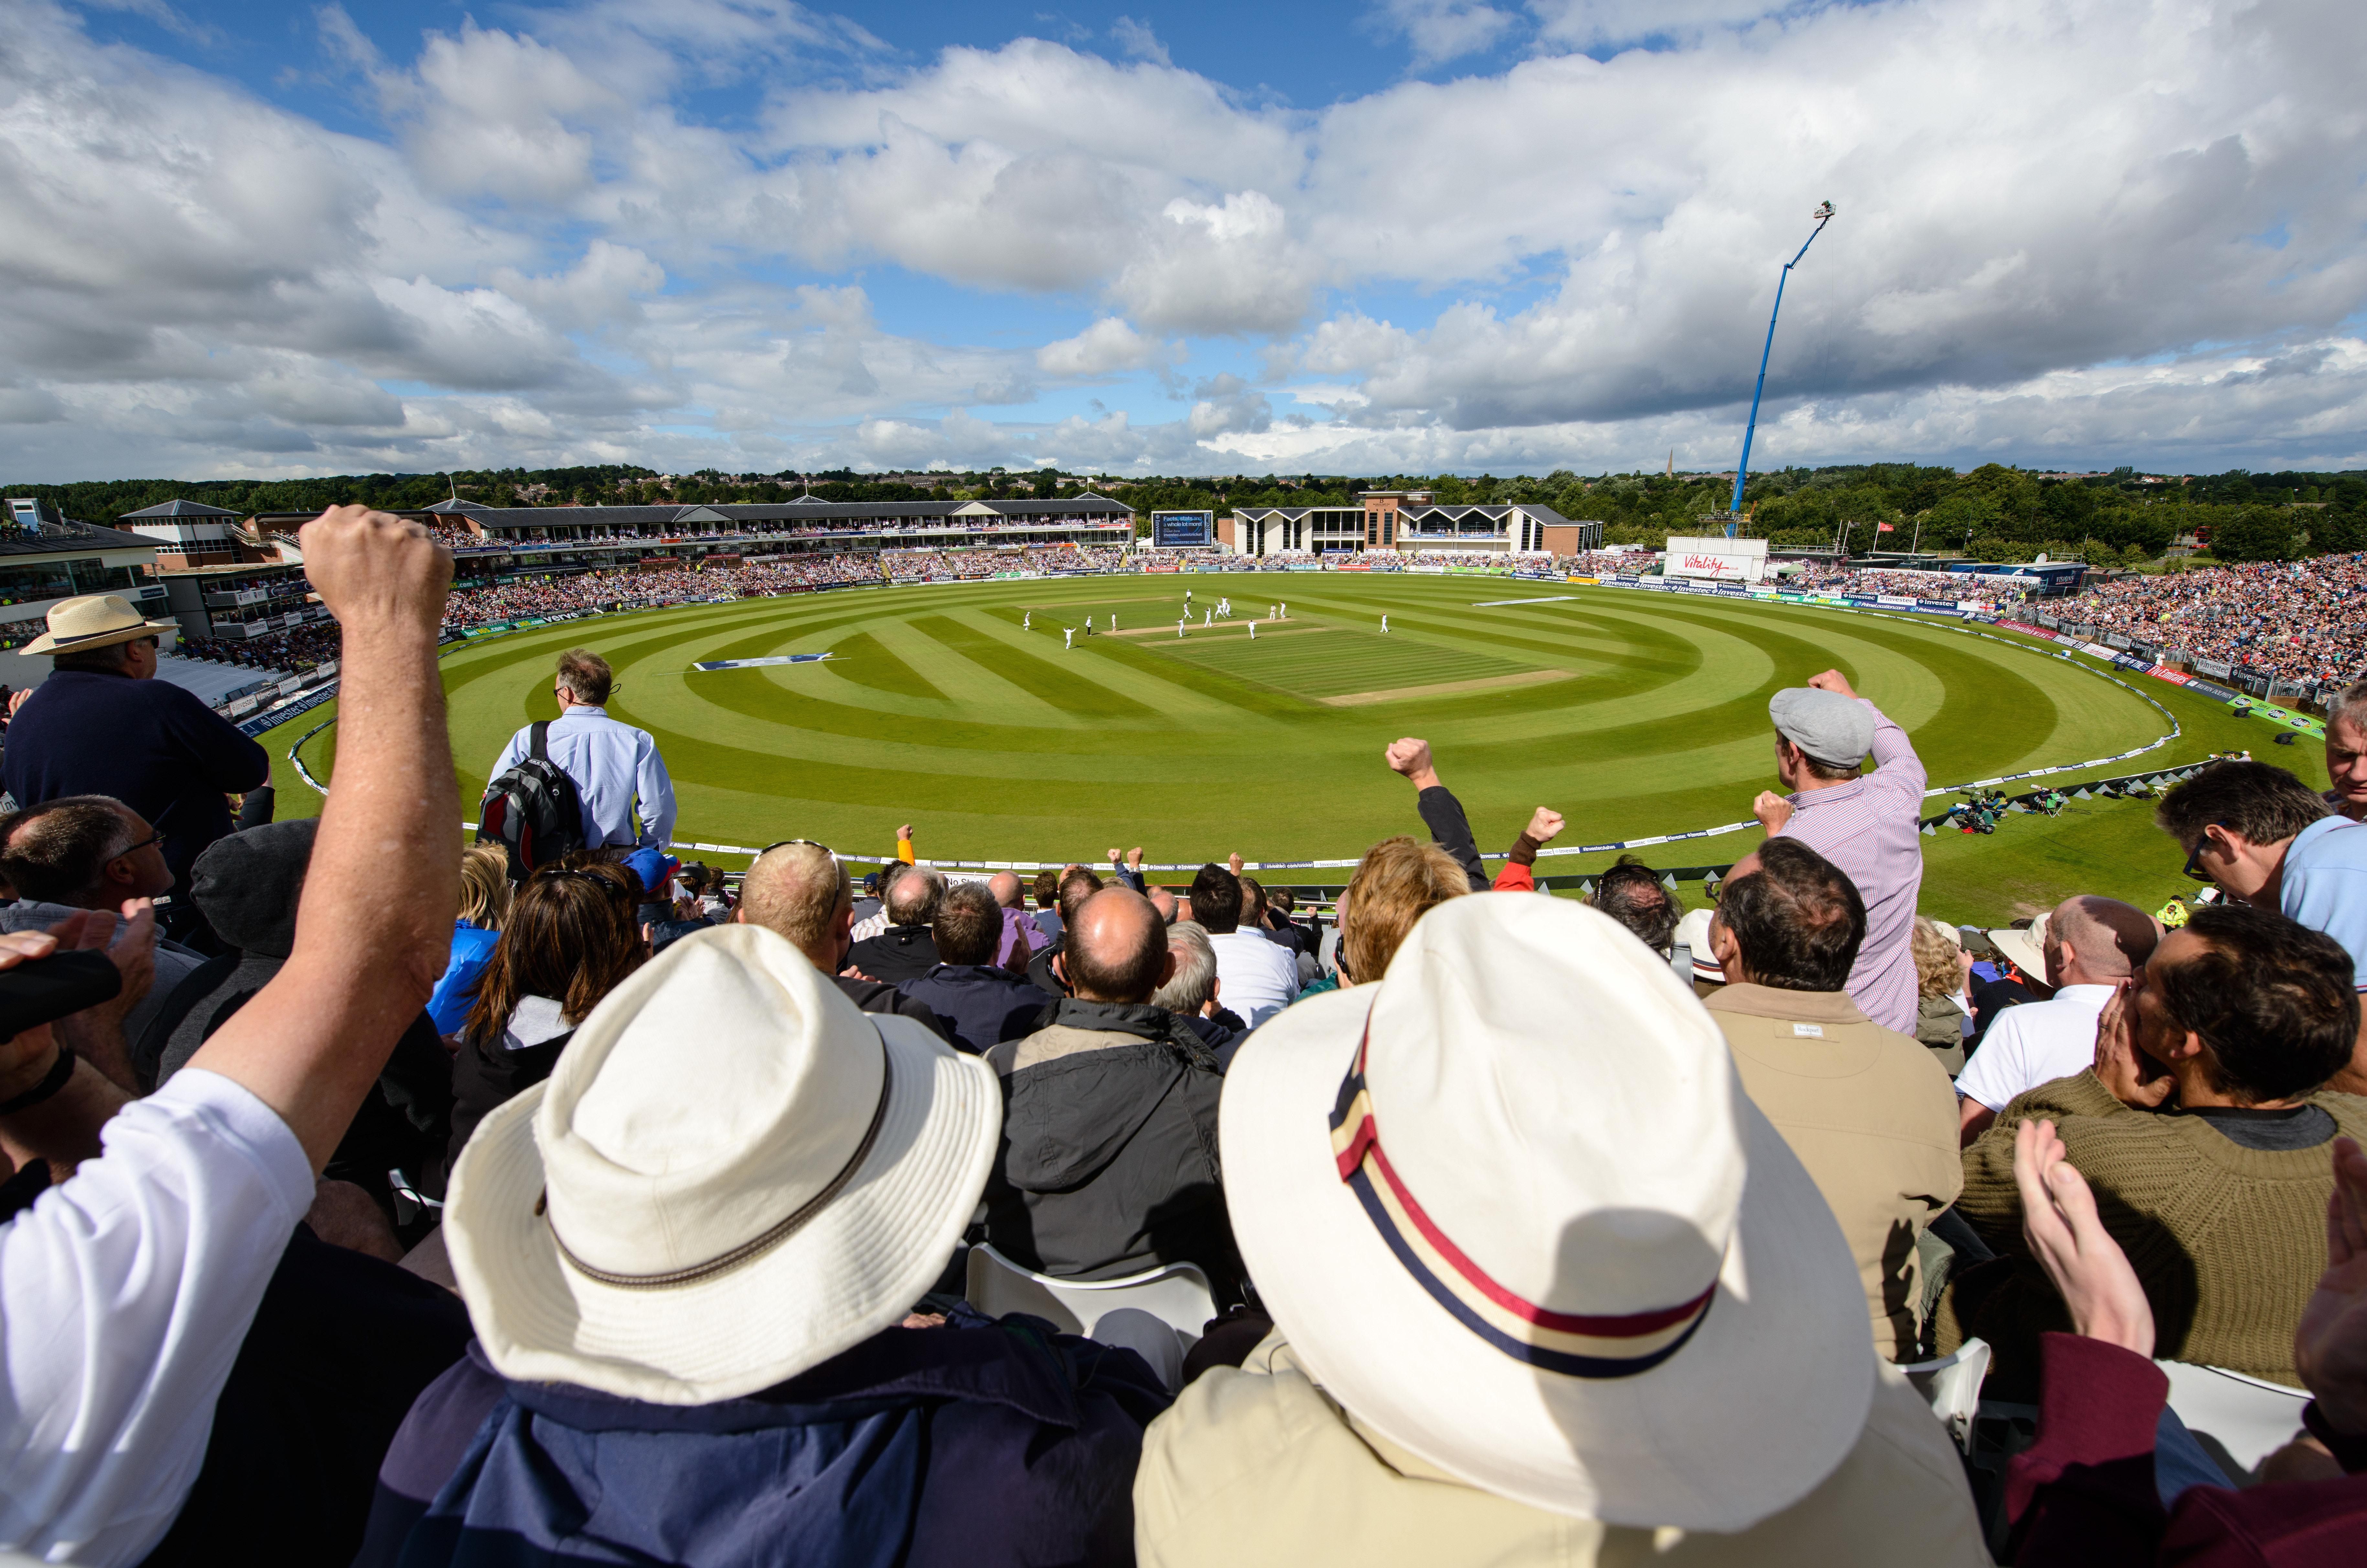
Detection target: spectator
<box><xmin>986</xmin><ymin>869</ymin><xmax>1042</xmax><ymax>969</ymax></box>
<box><xmin>426</xmin><ymin>845</ymin><xmax>512</xmax><ymax>1037</ymax></box>
<box><xmin>1189</xmin><ymin>863</ymin><xmax>1299</xmax><ymax>1027</ymax></box>
<box><xmin>486</xmin><ymin>649</ymin><xmax>676</xmax><ymax>852</ymax></box>
<box><xmin>446</xmin><ymin>859</ymin><xmax>645</xmax><ymax>1180</ymax></box>
<box><xmin>2157</xmin><ymin>759</ymin><xmax>2367</xmax><ymax>996</ymax></box>
<box><xmin>2000</xmin><ymin>1119</ymin><xmax>2367</xmax><ymax>1560</ymax></box>
<box><xmin>850</xmin><ymin>869</ymin><xmax>884</xmax><ymax>931</ymax></box>
<box><xmin>1955</xmin><ymin>897</ymin><xmax>2159</xmax><ymax>1144</ymax></box>
<box><xmin>1947</xmin><ymin>904</ymin><xmax>2367</xmax><ymax>1386</ymax></box>
<box><xmin>1909</xmin><ymin>916</ymin><xmax>1975</xmax><ymax>1072</ymax></box>
<box><xmin>1029</xmin><ymin>866</ymin><xmax>1064</xmax><ymax>940</ymax></box>
<box><xmin>2328</xmin><ymin>677</ymin><xmax>2367</xmax><ymax>822</ymax></box>
<box><xmin>5</xmin><ymin>594</ymin><xmax>271</xmax><ymax>931</ymax></box>
<box><xmin>849</xmin><ymin>861</ymin><xmax>902</xmax><ymax>942</ymax></box>
<box><xmin>1702</xmin><ymin>838</ymin><xmax>1962</xmax><ymax>1359</ymax></box>
<box><xmin>733</xmin><ymin>841</ymin><xmax>951</xmax><ymax>1041</ymax></box>
<box><xmin>1136</xmin><ymin>894</ymin><xmax>1985</xmax><ymax>1562</ymax></box>
<box><xmin>846</xmin><ymin>863</ymin><xmax>947</xmax><ymax>985</ymax></box>
<box><xmin>897</xmin><ymin>882</ymin><xmax>1054</xmax><ymax>1055</ymax></box>
<box><xmin>622</xmin><ymin>844</ymin><xmax>682</xmax><ymax>931</ymax></box>
<box><xmin>0</xmin><ymin>795</ymin><xmax>203</xmax><ymax>1072</ymax></box>
<box><xmin>361</xmin><ymin>925</ymin><xmax>1167</xmax><ymax>1566</ymax></box>
<box><xmin>1026</xmin><ymin>865</ymin><xmax>1105</xmax><ymax>996</ymax></box>
<box><xmin>1383</xmin><ymin>736</ymin><xmax>1556</xmax><ymax>892</ymax></box>
<box><xmin>983</xmin><ymin>888</ymin><xmax>1239</xmax><ymax>1298</ymax></box>
<box><xmin>1751</xmin><ymin>670</ymin><xmax>1928</xmax><ymax>1033</ymax></box>
<box><xmin>0</xmin><ymin>506</ymin><xmax>466</xmax><ymax>1568</ymax></box>
<box><xmin>1585</xmin><ymin>855</ymin><xmax>1683</xmax><ymax>971</ymax></box>
<box><xmin>1152</xmin><ymin>920</ymin><xmax>1249</xmax><ymax>1062</ymax></box>
<box><xmin>1332</xmin><ymin>836</ymin><xmax>1468</xmax><ymax>987</ymax></box>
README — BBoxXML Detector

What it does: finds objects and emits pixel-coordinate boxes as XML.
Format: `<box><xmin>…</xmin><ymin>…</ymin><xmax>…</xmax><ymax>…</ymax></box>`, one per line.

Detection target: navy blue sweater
<box><xmin>3</xmin><ymin>669</ymin><xmax>270</xmax><ymax>889</ymax></box>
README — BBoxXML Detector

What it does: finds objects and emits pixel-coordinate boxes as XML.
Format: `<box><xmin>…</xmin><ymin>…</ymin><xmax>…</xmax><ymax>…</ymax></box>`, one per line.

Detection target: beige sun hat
<box><xmin>1221</xmin><ymin>893</ymin><xmax>1871</xmax><ymax>1531</ymax></box>
<box><xmin>18</xmin><ymin>593</ymin><xmax>176</xmax><ymax>656</ymax></box>
<box><xmin>1986</xmin><ymin>913</ymin><xmax>2051</xmax><ymax>981</ymax></box>
<box><xmin>443</xmin><ymin>922</ymin><xmax>1001</xmax><ymax>1405</ymax></box>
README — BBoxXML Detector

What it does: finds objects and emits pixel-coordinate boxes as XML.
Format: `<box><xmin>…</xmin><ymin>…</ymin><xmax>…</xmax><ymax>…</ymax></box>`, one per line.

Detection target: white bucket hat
<box><xmin>444</xmin><ymin>923</ymin><xmax>1001</xmax><ymax>1405</ymax></box>
<box><xmin>18</xmin><ymin>593</ymin><xmax>176</xmax><ymax>656</ymax></box>
<box><xmin>1672</xmin><ymin>905</ymin><xmax>1724</xmax><ymax>984</ymax></box>
<box><xmin>1220</xmin><ymin>893</ymin><xmax>1871</xmax><ymax>1531</ymax></box>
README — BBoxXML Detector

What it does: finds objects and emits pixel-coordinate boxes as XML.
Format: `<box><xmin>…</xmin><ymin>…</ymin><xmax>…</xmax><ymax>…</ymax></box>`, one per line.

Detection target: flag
<box><xmin>1877</xmin><ymin>523</ymin><xmax>1895</xmax><ymax>532</ymax></box>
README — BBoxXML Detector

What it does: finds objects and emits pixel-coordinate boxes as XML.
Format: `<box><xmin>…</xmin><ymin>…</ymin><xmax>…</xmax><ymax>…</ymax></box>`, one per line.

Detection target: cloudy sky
<box><xmin>2</xmin><ymin>0</ymin><xmax>2362</xmax><ymax>480</ymax></box>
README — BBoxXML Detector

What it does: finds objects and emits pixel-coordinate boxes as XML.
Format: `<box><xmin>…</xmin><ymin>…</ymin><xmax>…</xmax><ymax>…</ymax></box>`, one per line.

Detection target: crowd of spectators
<box><xmin>1786</xmin><ymin>566</ymin><xmax>2037</xmax><ymax>607</ymax></box>
<box><xmin>7</xmin><ymin>511</ymin><xmax>2367</xmax><ymax>1564</ymax></box>
<box><xmin>173</xmin><ymin>621</ymin><xmax>341</xmax><ymax>672</ymax></box>
<box><xmin>2058</xmin><ymin>553</ymin><xmax>2367</xmax><ymax>688</ymax></box>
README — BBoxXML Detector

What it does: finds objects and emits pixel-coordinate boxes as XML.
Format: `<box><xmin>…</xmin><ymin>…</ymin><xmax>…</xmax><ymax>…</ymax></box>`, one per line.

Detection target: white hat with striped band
<box><xmin>1218</xmin><ymin>892</ymin><xmax>1871</xmax><ymax>1530</ymax></box>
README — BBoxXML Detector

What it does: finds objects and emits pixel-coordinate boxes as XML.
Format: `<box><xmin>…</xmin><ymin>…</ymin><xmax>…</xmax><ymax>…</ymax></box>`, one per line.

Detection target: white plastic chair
<box><xmin>965</xmin><ymin>1243</ymin><xmax>1215</xmax><ymax>1349</ymax></box>
<box><xmin>2158</xmin><ymin>1361</ymin><xmax>2310</xmax><ymax>1481</ymax></box>
<box><xmin>1899</xmin><ymin>1337</ymin><xmax>1992</xmax><ymax>1454</ymax></box>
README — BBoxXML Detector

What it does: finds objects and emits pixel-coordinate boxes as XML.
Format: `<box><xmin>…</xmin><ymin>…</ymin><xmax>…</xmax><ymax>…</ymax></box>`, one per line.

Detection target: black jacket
<box><xmin>1026</xmin><ymin>934</ymin><xmax>1066</xmax><ymax>997</ymax></box>
<box><xmin>898</xmin><ymin>964</ymin><xmax>1055</xmax><ymax>1056</ymax></box>
<box><xmin>835</xmin><ymin>974</ymin><xmax>956</xmax><ymax>1045</ymax></box>
<box><xmin>846</xmin><ymin>923</ymin><xmax>941</xmax><ymax>985</ymax></box>
<box><xmin>982</xmin><ymin>998</ymin><xmax>1241</xmax><ymax>1302</ymax></box>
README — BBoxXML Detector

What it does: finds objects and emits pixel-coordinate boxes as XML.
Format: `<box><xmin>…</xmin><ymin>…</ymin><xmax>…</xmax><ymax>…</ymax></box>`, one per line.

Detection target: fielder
<box><xmin>1064</xmin><ymin>627</ymin><xmax>1074</xmax><ymax>649</ymax></box>
<box><xmin>1023</xmin><ymin>610</ymin><xmax>1031</xmax><ymax>630</ymax></box>
<box><xmin>1381</xmin><ymin>614</ymin><xmax>1390</xmax><ymax>634</ymax></box>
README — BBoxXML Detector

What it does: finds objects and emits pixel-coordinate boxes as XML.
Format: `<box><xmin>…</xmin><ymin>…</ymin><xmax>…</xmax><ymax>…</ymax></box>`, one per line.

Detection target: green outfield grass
<box><xmin>261</xmin><ymin>572</ymin><xmax>2323</xmax><ymax>921</ymax></box>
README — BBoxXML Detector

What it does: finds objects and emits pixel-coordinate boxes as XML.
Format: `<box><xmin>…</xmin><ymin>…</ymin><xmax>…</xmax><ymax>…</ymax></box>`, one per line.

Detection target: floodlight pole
<box><xmin>1728</xmin><ymin>203</ymin><xmax>1835</xmax><ymax>526</ymax></box>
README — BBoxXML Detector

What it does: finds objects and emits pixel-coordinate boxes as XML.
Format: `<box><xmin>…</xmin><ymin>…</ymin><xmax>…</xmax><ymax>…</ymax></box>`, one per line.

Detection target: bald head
<box><xmin>737</xmin><ymin>843</ymin><xmax>851</xmax><ymax>969</ymax></box>
<box><xmin>1148</xmin><ymin>886</ymin><xmax>1177</xmax><ymax>924</ymax></box>
<box><xmin>1062</xmin><ymin>887</ymin><xmax>1174</xmax><ymax>1003</ymax></box>
<box><xmin>988</xmin><ymin>871</ymin><xmax>1024</xmax><ymax>909</ymax></box>
<box><xmin>2047</xmin><ymin>895</ymin><xmax>2160</xmax><ymax>988</ymax></box>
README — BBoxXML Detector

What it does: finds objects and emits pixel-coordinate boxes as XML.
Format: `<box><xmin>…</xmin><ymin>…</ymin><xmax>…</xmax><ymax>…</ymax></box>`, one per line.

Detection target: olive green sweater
<box><xmin>1945</xmin><ymin>1070</ymin><xmax>2367</xmax><ymax>1387</ymax></box>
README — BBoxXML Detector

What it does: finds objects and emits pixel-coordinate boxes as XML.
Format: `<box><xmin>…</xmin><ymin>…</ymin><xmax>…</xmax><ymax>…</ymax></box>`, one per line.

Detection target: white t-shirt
<box><xmin>1955</xmin><ymin>984</ymin><xmax>2118</xmax><ymax>1113</ymax></box>
<box><xmin>0</xmin><ymin>1069</ymin><xmax>314</xmax><ymax>1567</ymax></box>
<box><xmin>1206</xmin><ymin>930</ymin><xmax>1301</xmax><ymax>1028</ymax></box>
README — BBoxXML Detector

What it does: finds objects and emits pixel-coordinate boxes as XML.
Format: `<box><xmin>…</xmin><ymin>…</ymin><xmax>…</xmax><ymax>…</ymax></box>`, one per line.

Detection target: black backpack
<box><xmin>476</xmin><ymin>720</ymin><xmax>585</xmax><ymax>879</ymax></box>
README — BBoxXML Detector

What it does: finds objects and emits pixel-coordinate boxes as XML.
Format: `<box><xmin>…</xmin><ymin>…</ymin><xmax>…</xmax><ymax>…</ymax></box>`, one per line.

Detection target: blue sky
<box><xmin>5</xmin><ymin>0</ymin><xmax>2365</xmax><ymax>479</ymax></box>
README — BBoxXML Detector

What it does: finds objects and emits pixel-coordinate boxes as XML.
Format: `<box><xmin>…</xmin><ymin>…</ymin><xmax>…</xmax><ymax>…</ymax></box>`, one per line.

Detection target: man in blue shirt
<box><xmin>488</xmin><ymin>649</ymin><xmax>674</xmax><ymax>851</ymax></box>
<box><xmin>6</xmin><ymin>595</ymin><xmax>270</xmax><ymax>908</ymax></box>
<box><xmin>2158</xmin><ymin>760</ymin><xmax>2367</xmax><ymax>1093</ymax></box>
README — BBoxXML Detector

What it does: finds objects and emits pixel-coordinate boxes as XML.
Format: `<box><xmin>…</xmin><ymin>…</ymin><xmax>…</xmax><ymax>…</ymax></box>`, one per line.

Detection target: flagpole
<box><xmin>1727</xmin><ymin>203</ymin><xmax>1836</xmax><ymax>531</ymax></box>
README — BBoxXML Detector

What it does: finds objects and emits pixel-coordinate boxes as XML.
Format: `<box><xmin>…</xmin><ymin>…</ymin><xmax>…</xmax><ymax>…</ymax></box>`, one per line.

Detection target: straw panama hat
<box><xmin>1220</xmin><ymin>893</ymin><xmax>1871</xmax><ymax>1531</ymax></box>
<box><xmin>18</xmin><ymin>593</ymin><xmax>176</xmax><ymax>656</ymax></box>
<box><xmin>1986</xmin><ymin>913</ymin><xmax>2051</xmax><ymax>981</ymax></box>
<box><xmin>444</xmin><ymin>922</ymin><xmax>1001</xmax><ymax>1405</ymax></box>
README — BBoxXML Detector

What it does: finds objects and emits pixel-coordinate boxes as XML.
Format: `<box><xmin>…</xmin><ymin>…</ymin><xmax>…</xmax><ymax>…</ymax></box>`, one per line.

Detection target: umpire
<box><xmin>6</xmin><ymin>594</ymin><xmax>270</xmax><ymax>938</ymax></box>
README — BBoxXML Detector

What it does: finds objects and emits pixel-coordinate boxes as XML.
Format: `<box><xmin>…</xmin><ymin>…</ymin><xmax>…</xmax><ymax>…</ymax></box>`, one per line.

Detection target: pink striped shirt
<box><xmin>1773</xmin><ymin>699</ymin><xmax>1927</xmax><ymax>1033</ymax></box>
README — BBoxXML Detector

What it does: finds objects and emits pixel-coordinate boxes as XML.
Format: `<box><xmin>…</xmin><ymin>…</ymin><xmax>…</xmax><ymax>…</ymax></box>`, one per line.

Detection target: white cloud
<box><xmin>2</xmin><ymin>0</ymin><xmax>2364</xmax><ymax>481</ymax></box>
<box><xmin>1036</xmin><ymin>318</ymin><xmax>1169</xmax><ymax>377</ymax></box>
<box><xmin>1367</xmin><ymin>0</ymin><xmax>1520</xmax><ymax>64</ymax></box>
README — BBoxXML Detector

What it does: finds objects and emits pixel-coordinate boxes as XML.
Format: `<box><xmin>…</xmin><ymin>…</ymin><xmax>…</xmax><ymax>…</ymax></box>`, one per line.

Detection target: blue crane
<box><xmin>1726</xmin><ymin>201</ymin><xmax>1835</xmax><ymax>531</ymax></box>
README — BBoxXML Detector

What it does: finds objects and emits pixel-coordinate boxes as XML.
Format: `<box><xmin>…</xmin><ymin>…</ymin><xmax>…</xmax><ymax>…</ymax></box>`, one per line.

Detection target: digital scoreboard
<box><xmin>1150</xmin><ymin>510</ymin><xmax>1215</xmax><ymax>549</ymax></box>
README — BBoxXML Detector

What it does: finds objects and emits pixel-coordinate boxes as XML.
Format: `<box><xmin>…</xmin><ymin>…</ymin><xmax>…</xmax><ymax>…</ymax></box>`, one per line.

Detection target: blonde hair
<box><xmin>1910</xmin><ymin>916</ymin><xmax>1963</xmax><ymax>998</ymax></box>
<box><xmin>738</xmin><ymin>843</ymin><xmax>851</xmax><ymax>957</ymax></box>
<box><xmin>458</xmin><ymin>844</ymin><xmax>514</xmax><ymax>929</ymax></box>
<box><xmin>1338</xmin><ymin>836</ymin><xmax>1469</xmax><ymax>985</ymax></box>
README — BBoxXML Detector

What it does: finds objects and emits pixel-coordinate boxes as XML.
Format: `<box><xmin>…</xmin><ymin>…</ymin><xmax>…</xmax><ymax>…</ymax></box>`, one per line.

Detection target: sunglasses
<box><xmin>2183</xmin><ymin>823</ymin><xmax>2226</xmax><ymax>882</ymax></box>
<box><xmin>758</xmin><ymin>838</ymin><xmax>834</xmax><ymax>859</ymax></box>
<box><xmin>112</xmin><ymin>829</ymin><xmax>166</xmax><ymax>860</ymax></box>
<box><xmin>531</xmin><ymin>864</ymin><xmax>631</xmax><ymax>898</ymax></box>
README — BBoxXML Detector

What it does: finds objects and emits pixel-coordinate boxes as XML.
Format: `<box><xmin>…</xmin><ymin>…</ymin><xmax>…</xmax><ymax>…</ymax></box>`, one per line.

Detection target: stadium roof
<box><xmin>437</xmin><ymin>495</ymin><xmax>1135</xmax><ymax>532</ymax></box>
<box><xmin>118</xmin><ymin>498</ymin><xmax>243</xmax><ymax>519</ymax></box>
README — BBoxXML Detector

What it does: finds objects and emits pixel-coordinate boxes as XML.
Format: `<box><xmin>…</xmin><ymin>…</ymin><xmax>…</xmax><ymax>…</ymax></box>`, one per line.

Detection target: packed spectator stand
<box><xmin>2056</xmin><ymin>554</ymin><xmax>2367</xmax><ymax>693</ymax></box>
<box><xmin>6</xmin><ymin>507</ymin><xmax>2367</xmax><ymax>1566</ymax></box>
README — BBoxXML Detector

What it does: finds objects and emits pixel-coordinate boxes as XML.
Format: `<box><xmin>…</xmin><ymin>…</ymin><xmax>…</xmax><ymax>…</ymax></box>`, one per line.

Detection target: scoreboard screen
<box><xmin>1151</xmin><ymin>510</ymin><xmax>1214</xmax><ymax>549</ymax></box>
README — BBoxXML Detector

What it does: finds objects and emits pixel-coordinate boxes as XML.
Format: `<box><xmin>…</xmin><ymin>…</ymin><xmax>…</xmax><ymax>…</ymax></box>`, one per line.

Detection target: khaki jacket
<box><xmin>1134</xmin><ymin>1334</ymin><xmax>1988</xmax><ymax>1568</ymax></box>
<box><xmin>1703</xmin><ymin>985</ymin><xmax>1963</xmax><ymax>1359</ymax></box>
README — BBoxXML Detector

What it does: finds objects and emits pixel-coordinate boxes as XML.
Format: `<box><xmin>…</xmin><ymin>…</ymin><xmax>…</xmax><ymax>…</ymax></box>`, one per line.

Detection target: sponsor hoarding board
<box><xmin>1663</xmin><ymin>535</ymin><xmax>1770</xmax><ymax>584</ymax></box>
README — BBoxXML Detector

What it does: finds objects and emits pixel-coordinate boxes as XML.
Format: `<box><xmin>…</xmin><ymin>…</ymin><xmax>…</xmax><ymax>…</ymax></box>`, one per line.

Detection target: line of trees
<box><xmin>10</xmin><ymin>462</ymin><xmax>2360</xmax><ymax>566</ymax></box>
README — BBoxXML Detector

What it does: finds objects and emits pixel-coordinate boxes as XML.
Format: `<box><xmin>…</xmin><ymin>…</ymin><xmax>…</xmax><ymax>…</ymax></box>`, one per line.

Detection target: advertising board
<box><xmin>1663</xmin><ymin>535</ymin><xmax>1769</xmax><ymax>583</ymax></box>
<box><xmin>1149</xmin><ymin>510</ymin><xmax>1215</xmax><ymax>549</ymax></box>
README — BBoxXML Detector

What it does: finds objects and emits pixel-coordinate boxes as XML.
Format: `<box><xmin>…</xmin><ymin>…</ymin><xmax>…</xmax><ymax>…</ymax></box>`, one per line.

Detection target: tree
<box><xmin>2210</xmin><ymin>506</ymin><xmax>2298</xmax><ymax>562</ymax></box>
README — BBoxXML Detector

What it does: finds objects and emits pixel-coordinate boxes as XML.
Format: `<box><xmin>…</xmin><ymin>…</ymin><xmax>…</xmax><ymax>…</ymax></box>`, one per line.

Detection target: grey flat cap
<box><xmin>1769</xmin><ymin>688</ymin><xmax>1873</xmax><ymax>769</ymax></box>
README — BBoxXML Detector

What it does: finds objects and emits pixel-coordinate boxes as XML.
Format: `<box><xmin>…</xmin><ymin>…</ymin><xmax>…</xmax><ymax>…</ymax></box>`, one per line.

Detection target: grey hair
<box><xmin>885</xmin><ymin>863</ymin><xmax>948</xmax><ymax>926</ymax></box>
<box><xmin>1152</xmin><ymin>920</ymin><xmax>1218</xmax><ymax>1014</ymax></box>
<box><xmin>2333</xmin><ymin>678</ymin><xmax>2367</xmax><ymax>736</ymax></box>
